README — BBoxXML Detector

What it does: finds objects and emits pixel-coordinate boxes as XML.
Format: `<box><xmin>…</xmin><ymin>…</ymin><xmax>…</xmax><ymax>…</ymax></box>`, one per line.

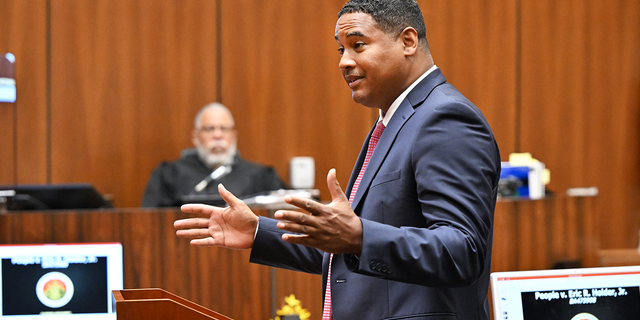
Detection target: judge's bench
<box><xmin>0</xmin><ymin>195</ymin><xmax>596</xmax><ymax>319</ymax></box>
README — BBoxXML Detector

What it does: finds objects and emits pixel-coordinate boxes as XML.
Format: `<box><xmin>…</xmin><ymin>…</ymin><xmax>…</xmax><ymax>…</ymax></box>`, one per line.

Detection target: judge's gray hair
<box><xmin>194</xmin><ymin>102</ymin><xmax>235</xmax><ymax>129</ymax></box>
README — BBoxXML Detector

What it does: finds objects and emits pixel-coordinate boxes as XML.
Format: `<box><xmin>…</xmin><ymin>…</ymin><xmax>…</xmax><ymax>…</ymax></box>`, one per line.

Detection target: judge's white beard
<box><xmin>195</xmin><ymin>140</ymin><xmax>237</xmax><ymax>169</ymax></box>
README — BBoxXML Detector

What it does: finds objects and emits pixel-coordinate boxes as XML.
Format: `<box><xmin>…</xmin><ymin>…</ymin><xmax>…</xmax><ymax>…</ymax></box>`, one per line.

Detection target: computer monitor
<box><xmin>491</xmin><ymin>266</ymin><xmax>640</xmax><ymax>320</ymax></box>
<box><xmin>0</xmin><ymin>184</ymin><xmax>112</xmax><ymax>211</ymax></box>
<box><xmin>0</xmin><ymin>243</ymin><xmax>123</xmax><ymax>319</ymax></box>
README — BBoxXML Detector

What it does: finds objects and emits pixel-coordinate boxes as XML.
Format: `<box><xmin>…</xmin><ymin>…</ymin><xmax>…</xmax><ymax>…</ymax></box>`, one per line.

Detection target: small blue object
<box><xmin>500</xmin><ymin>163</ymin><xmax>531</xmax><ymax>197</ymax></box>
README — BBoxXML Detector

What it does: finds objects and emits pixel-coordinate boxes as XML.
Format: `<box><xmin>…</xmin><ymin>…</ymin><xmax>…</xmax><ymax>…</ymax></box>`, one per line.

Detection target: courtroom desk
<box><xmin>597</xmin><ymin>248</ymin><xmax>640</xmax><ymax>267</ymax></box>
<box><xmin>0</xmin><ymin>195</ymin><xmax>595</xmax><ymax>320</ymax></box>
<box><xmin>0</xmin><ymin>207</ymin><xmax>321</xmax><ymax>320</ymax></box>
<box><xmin>492</xmin><ymin>195</ymin><xmax>597</xmax><ymax>272</ymax></box>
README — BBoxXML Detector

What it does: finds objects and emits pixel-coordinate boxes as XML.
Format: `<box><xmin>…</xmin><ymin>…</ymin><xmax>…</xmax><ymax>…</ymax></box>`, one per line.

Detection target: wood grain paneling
<box><xmin>220</xmin><ymin>0</ymin><xmax>378</xmax><ymax>200</ymax></box>
<box><xmin>0</xmin><ymin>0</ymin><xmax>48</xmax><ymax>185</ymax></box>
<box><xmin>49</xmin><ymin>0</ymin><xmax>219</xmax><ymax>207</ymax></box>
<box><xmin>520</xmin><ymin>0</ymin><xmax>640</xmax><ymax>249</ymax></box>
<box><xmin>598</xmin><ymin>249</ymin><xmax>640</xmax><ymax>267</ymax></box>
<box><xmin>491</xmin><ymin>196</ymin><xmax>597</xmax><ymax>272</ymax></box>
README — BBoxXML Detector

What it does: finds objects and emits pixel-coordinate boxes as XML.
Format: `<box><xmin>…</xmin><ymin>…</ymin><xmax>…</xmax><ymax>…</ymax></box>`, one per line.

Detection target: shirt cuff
<box><xmin>254</xmin><ymin>219</ymin><xmax>260</xmax><ymax>239</ymax></box>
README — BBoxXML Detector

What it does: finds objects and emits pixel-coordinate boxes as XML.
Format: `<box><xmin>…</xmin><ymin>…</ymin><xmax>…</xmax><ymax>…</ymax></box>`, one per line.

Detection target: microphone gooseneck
<box><xmin>194</xmin><ymin>165</ymin><xmax>232</xmax><ymax>193</ymax></box>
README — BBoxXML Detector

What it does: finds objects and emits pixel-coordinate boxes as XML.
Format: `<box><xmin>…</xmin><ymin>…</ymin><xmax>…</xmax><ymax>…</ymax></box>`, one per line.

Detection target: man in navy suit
<box><xmin>174</xmin><ymin>0</ymin><xmax>500</xmax><ymax>319</ymax></box>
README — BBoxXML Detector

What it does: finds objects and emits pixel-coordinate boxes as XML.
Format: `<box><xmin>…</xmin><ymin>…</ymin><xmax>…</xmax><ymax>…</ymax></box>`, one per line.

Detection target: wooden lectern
<box><xmin>113</xmin><ymin>288</ymin><xmax>234</xmax><ymax>320</ymax></box>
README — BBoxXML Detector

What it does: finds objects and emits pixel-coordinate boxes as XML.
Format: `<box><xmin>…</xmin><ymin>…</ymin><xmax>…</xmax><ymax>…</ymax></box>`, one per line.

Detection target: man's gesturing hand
<box><xmin>274</xmin><ymin>168</ymin><xmax>363</xmax><ymax>255</ymax></box>
<box><xmin>174</xmin><ymin>184</ymin><xmax>258</xmax><ymax>249</ymax></box>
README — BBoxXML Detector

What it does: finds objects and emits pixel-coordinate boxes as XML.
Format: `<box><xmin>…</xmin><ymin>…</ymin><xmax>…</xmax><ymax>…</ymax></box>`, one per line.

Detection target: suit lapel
<box><xmin>348</xmin><ymin>69</ymin><xmax>448</xmax><ymax>211</ymax></box>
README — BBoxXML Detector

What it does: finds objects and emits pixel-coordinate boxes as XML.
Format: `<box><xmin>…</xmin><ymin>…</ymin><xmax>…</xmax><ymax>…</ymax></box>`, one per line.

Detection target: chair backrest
<box><xmin>180</xmin><ymin>148</ymin><xmax>198</xmax><ymax>159</ymax></box>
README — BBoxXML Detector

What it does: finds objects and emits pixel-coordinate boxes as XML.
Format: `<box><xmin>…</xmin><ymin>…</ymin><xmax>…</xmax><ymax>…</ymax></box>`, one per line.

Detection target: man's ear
<box><xmin>191</xmin><ymin>129</ymin><xmax>199</xmax><ymax>146</ymax></box>
<box><xmin>400</xmin><ymin>27</ymin><xmax>419</xmax><ymax>56</ymax></box>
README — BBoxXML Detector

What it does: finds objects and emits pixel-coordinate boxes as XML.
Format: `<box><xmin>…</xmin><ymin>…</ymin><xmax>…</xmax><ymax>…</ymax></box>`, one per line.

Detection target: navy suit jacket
<box><xmin>251</xmin><ymin>69</ymin><xmax>501</xmax><ymax>320</ymax></box>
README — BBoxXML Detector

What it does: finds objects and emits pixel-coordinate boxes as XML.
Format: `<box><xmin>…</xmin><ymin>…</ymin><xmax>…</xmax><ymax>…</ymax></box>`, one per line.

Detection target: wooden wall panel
<box><xmin>419</xmin><ymin>0</ymin><xmax>518</xmax><ymax>159</ymax></box>
<box><xmin>220</xmin><ymin>0</ymin><xmax>378</xmax><ymax>200</ymax></box>
<box><xmin>520</xmin><ymin>0</ymin><xmax>640</xmax><ymax>249</ymax></box>
<box><xmin>0</xmin><ymin>0</ymin><xmax>48</xmax><ymax>185</ymax></box>
<box><xmin>49</xmin><ymin>0</ymin><xmax>219</xmax><ymax>207</ymax></box>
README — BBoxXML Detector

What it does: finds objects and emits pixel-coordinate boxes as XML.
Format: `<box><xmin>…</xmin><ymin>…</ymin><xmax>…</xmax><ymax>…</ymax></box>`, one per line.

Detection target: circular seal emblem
<box><xmin>571</xmin><ymin>313</ymin><xmax>599</xmax><ymax>320</ymax></box>
<box><xmin>36</xmin><ymin>272</ymin><xmax>74</xmax><ymax>308</ymax></box>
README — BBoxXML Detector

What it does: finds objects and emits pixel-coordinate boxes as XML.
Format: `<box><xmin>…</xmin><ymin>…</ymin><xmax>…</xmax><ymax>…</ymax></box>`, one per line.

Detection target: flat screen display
<box><xmin>491</xmin><ymin>266</ymin><xmax>640</xmax><ymax>320</ymax></box>
<box><xmin>0</xmin><ymin>243</ymin><xmax>123</xmax><ymax>319</ymax></box>
<box><xmin>0</xmin><ymin>184</ymin><xmax>111</xmax><ymax>211</ymax></box>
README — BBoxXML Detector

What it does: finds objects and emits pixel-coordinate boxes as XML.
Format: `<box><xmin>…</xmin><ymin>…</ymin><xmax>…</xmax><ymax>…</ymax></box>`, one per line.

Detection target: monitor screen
<box><xmin>0</xmin><ymin>184</ymin><xmax>111</xmax><ymax>211</ymax></box>
<box><xmin>0</xmin><ymin>243</ymin><xmax>123</xmax><ymax>319</ymax></box>
<box><xmin>491</xmin><ymin>266</ymin><xmax>640</xmax><ymax>320</ymax></box>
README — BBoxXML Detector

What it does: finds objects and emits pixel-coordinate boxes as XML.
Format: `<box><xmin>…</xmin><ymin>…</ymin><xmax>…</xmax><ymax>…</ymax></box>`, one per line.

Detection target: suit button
<box><xmin>370</xmin><ymin>261</ymin><xmax>377</xmax><ymax>270</ymax></box>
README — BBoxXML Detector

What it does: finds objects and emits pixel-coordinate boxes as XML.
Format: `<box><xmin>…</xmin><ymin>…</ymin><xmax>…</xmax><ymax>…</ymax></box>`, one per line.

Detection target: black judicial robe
<box><xmin>141</xmin><ymin>153</ymin><xmax>286</xmax><ymax>207</ymax></box>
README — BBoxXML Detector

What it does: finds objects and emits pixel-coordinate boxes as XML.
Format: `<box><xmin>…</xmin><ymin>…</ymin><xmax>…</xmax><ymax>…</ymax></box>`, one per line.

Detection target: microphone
<box><xmin>194</xmin><ymin>165</ymin><xmax>232</xmax><ymax>193</ymax></box>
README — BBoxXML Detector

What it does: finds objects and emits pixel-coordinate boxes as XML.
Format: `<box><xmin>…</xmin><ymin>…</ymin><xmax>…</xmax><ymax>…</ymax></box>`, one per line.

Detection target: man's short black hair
<box><xmin>339</xmin><ymin>0</ymin><xmax>428</xmax><ymax>48</ymax></box>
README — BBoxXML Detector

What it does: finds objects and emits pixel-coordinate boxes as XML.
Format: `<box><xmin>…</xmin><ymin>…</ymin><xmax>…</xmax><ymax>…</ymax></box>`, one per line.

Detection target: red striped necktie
<box><xmin>321</xmin><ymin>121</ymin><xmax>386</xmax><ymax>320</ymax></box>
